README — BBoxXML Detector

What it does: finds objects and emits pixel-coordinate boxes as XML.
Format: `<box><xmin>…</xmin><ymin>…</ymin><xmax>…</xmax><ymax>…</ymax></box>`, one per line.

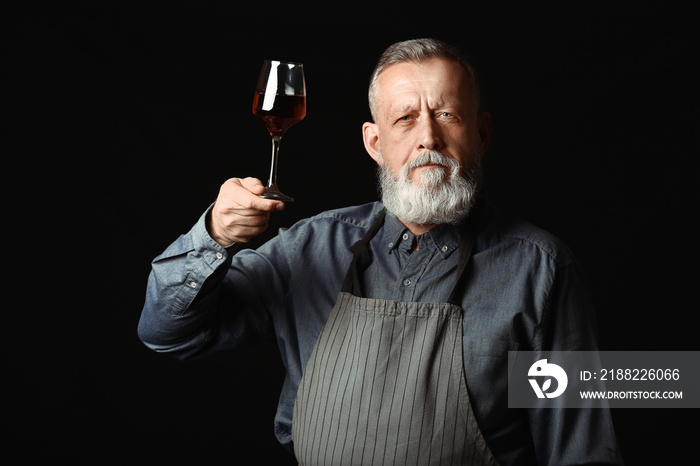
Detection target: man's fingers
<box><xmin>207</xmin><ymin>177</ymin><xmax>285</xmax><ymax>245</ymax></box>
<box><xmin>239</xmin><ymin>177</ymin><xmax>266</xmax><ymax>195</ymax></box>
<box><xmin>227</xmin><ymin>178</ymin><xmax>285</xmax><ymax>212</ymax></box>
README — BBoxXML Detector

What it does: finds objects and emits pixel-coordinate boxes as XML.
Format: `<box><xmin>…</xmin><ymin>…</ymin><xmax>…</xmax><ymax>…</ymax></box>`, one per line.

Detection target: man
<box><xmin>139</xmin><ymin>38</ymin><xmax>623</xmax><ymax>465</ymax></box>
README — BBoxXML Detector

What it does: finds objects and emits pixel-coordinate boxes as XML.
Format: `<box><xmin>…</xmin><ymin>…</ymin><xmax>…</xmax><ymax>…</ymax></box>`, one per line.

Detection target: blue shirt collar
<box><xmin>382</xmin><ymin>211</ymin><xmax>460</xmax><ymax>259</ymax></box>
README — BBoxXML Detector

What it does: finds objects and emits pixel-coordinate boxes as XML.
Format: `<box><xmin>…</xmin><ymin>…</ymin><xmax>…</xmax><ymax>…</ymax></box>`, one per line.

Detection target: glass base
<box><xmin>260</xmin><ymin>186</ymin><xmax>294</xmax><ymax>202</ymax></box>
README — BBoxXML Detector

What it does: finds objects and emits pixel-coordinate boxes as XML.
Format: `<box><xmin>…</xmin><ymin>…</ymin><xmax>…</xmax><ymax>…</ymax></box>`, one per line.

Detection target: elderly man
<box><xmin>139</xmin><ymin>38</ymin><xmax>623</xmax><ymax>465</ymax></box>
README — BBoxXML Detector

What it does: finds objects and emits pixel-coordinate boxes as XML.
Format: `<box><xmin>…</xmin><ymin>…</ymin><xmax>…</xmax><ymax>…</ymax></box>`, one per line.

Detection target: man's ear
<box><xmin>477</xmin><ymin>112</ymin><xmax>492</xmax><ymax>154</ymax></box>
<box><xmin>362</xmin><ymin>122</ymin><xmax>381</xmax><ymax>163</ymax></box>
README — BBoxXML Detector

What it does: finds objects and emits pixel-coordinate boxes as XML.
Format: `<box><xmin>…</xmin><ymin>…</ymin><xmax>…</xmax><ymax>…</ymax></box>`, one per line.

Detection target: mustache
<box><xmin>405</xmin><ymin>151</ymin><xmax>460</xmax><ymax>172</ymax></box>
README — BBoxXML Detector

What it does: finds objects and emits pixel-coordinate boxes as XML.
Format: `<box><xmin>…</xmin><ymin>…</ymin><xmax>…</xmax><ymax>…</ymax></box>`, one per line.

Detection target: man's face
<box><xmin>363</xmin><ymin>57</ymin><xmax>491</xmax><ymax>182</ymax></box>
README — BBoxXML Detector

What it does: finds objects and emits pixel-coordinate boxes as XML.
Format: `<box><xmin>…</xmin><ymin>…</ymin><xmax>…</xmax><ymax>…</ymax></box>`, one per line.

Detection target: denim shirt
<box><xmin>138</xmin><ymin>201</ymin><xmax>623</xmax><ymax>465</ymax></box>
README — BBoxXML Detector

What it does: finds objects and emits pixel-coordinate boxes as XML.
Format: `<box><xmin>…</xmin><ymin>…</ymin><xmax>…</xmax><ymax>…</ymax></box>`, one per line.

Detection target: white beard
<box><xmin>378</xmin><ymin>150</ymin><xmax>481</xmax><ymax>225</ymax></box>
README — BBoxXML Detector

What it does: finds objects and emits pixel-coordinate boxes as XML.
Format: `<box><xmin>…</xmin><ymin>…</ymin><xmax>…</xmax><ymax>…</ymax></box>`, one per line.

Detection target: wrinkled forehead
<box><xmin>375</xmin><ymin>58</ymin><xmax>478</xmax><ymax>109</ymax></box>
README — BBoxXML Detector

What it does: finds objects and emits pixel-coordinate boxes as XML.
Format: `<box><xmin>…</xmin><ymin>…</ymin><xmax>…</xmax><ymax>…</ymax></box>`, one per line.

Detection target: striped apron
<box><xmin>292</xmin><ymin>211</ymin><xmax>498</xmax><ymax>465</ymax></box>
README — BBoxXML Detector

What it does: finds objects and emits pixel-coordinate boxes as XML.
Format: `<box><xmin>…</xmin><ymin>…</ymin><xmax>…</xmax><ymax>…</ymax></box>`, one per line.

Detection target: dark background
<box><xmin>6</xmin><ymin>1</ymin><xmax>698</xmax><ymax>464</ymax></box>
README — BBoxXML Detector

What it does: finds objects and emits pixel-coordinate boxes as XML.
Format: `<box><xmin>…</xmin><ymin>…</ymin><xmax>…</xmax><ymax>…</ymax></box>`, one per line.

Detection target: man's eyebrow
<box><xmin>388</xmin><ymin>97</ymin><xmax>459</xmax><ymax>115</ymax></box>
<box><xmin>388</xmin><ymin>101</ymin><xmax>416</xmax><ymax>115</ymax></box>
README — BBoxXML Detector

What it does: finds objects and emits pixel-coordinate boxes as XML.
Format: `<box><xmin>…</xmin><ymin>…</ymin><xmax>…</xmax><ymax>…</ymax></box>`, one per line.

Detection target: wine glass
<box><xmin>252</xmin><ymin>60</ymin><xmax>306</xmax><ymax>202</ymax></box>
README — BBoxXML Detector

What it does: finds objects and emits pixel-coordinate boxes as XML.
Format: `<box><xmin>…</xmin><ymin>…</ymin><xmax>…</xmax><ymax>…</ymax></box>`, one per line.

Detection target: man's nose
<box><xmin>417</xmin><ymin>117</ymin><xmax>442</xmax><ymax>151</ymax></box>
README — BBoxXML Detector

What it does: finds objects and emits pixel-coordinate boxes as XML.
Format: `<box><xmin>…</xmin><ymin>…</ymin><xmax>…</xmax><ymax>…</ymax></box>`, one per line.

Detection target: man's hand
<box><xmin>207</xmin><ymin>177</ymin><xmax>285</xmax><ymax>246</ymax></box>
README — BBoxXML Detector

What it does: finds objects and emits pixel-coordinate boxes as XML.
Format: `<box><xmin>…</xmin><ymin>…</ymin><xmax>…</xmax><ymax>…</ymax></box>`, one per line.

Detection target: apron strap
<box><xmin>341</xmin><ymin>210</ymin><xmax>386</xmax><ymax>296</ymax></box>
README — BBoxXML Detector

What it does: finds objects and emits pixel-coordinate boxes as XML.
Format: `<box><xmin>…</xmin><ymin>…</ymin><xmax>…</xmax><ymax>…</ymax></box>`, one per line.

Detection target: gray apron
<box><xmin>292</xmin><ymin>210</ymin><xmax>499</xmax><ymax>465</ymax></box>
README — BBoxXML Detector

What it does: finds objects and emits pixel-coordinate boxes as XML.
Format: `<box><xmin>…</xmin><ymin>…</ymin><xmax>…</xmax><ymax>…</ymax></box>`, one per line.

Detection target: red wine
<box><xmin>252</xmin><ymin>92</ymin><xmax>306</xmax><ymax>135</ymax></box>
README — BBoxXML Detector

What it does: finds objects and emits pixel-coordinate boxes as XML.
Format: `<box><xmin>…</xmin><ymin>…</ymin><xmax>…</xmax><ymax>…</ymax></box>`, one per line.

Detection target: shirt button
<box><xmin>388</xmin><ymin>242</ymin><xmax>394</xmax><ymax>248</ymax></box>
<box><xmin>188</xmin><ymin>280</ymin><xmax>198</xmax><ymax>288</ymax></box>
<box><xmin>216</xmin><ymin>252</ymin><xmax>223</xmax><ymax>259</ymax></box>
<box><xmin>402</xmin><ymin>233</ymin><xmax>409</xmax><ymax>241</ymax></box>
<box><xmin>441</xmin><ymin>245</ymin><xmax>449</xmax><ymax>252</ymax></box>
<box><xmin>403</xmin><ymin>279</ymin><xmax>411</xmax><ymax>286</ymax></box>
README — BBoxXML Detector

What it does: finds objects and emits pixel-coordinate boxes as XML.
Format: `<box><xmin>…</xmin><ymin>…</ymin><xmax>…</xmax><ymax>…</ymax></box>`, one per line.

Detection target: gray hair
<box><xmin>377</xmin><ymin>149</ymin><xmax>482</xmax><ymax>225</ymax></box>
<box><xmin>368</xmin><ymin>38</ymin><xmax>480</xmax><ymax>122</ymax></box>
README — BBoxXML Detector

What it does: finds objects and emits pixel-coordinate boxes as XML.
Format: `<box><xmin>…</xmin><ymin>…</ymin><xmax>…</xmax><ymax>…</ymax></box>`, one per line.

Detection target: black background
<box><xmin>6</xmin><ymin>1</ymin><xmax>698</xmax><ymax>464</ymax></box>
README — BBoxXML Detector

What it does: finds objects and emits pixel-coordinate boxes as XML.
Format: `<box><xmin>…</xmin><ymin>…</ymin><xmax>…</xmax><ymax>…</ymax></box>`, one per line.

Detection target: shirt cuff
<box><xmin>192</xmin><ymin>204</ymin><xmax>244</xmax><ymax>259</ymax></box>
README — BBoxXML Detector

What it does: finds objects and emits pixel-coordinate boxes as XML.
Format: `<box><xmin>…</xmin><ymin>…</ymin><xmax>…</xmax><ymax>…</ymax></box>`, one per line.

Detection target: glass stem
<box><xmin>266</xmin><ymin>133</ymin><xmax>282</xmax><ymax>190</ymax></box>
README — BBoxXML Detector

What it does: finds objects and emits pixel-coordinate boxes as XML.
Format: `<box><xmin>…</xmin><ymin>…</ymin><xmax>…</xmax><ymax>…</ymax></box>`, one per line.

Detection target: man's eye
<box><xmin>394</xmin><ymin>115</ymin><xmax>413</xmax><ymax>125</ymax></box>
